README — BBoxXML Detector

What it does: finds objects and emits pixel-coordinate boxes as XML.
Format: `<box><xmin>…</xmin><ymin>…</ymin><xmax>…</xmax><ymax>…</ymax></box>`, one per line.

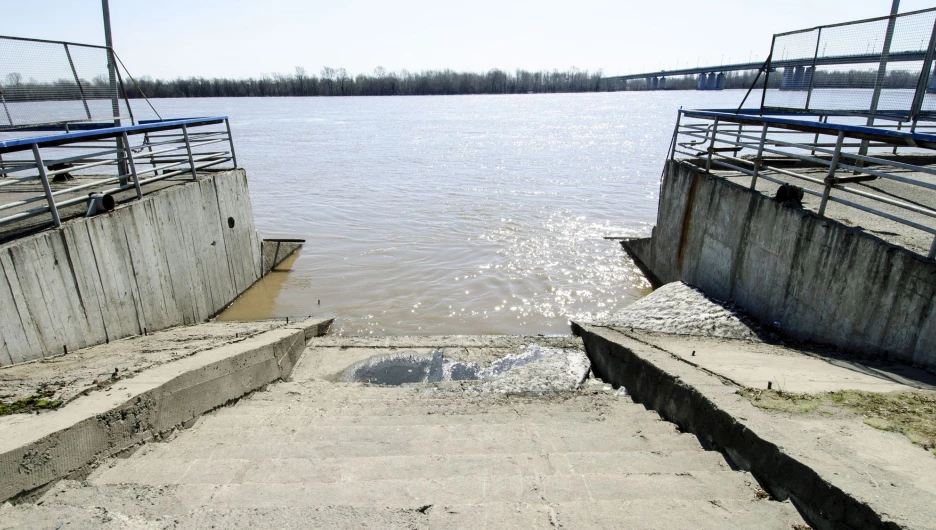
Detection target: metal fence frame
<box><xmin>0</xmin><ymin>34</ymin><xmax>161</xmax><ymax>130</ymax></box>
<box><xmin>758</xmin><ymin>7</ymin><xmax>936</xmax><ymax>125</ymax></box>
<box><xmin>671</xmin><ymin>109</ymin><xmax>936</xmax><ymax>259</ymax></box>
<box><xmin>0</xmin><ymin>116</ymin><xmax>236</xmax><ymax>229</ymax></box>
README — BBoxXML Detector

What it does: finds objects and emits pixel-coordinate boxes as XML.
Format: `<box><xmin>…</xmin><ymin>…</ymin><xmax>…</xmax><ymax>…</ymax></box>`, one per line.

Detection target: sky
<box><xmin>1</xmin><ymin>0</ymin><xmax>934</xmax><ymax>80</ymax></box>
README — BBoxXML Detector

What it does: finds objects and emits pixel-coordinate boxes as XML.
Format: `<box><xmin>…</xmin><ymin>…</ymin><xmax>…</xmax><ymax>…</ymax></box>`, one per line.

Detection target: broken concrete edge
<box><xmin>571</xmin><ymin>322</ymin><xmax>906</xmax><ymax>530</ymax></box>
<box><xmin>0</xmin><ymin>317</ymin><xmax>332</xmax><ymax>504</ymax></box>
<box><xmin>619</xmin><ymin>238</ymin><xmax>663</xmax><ymax>289</ymax></box>
<box><xmin>260</xmin><ymin>238</ymin><xmax>304</xmax><ymax>277</ymax></box>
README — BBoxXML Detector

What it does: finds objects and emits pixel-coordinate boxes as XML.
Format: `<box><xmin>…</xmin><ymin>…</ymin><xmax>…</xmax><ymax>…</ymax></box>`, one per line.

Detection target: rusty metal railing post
<box><xmin>122</xmin><ymin>131</ymin><xmax>142</xmax><ymax>200</ymax></box>
<box><xmin>182</xmin><ymin>124</ymin><xmax>197</xmax><ymax>181</ymax></box>
<box><xmin>705</xmin><ymin>117</ymin><xmax>719</xmax><ymax>172</ymax></box>
<box><xmin>751</xmin><ymin>123</ymin><xmax>769</xmax><ymax>190</ymax></box>
<box><xmin>818</xmin><ymin>131</ymin><xmax>845</xmax><ymax>217</ymax></box>
<box><xmin>31</xmin><ymin>144</ymin><xmax>61</xmax><ymax>228</ymax></box>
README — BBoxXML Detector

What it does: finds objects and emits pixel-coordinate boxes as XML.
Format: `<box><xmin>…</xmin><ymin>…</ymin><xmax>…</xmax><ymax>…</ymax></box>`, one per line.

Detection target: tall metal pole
<box><xmin>102</xmin><ymin>0</ymin><xmax>128</xmax><ymax>182</ymax></box>
<box><xmin>102</xmin><ymin>0</ymin><xmax>118</xmax><ymax>125</ymax></box>
<box><xmin>856</xmin><ymin>0</ymin><xmax>899</xmax><ymax>172</ymax></box>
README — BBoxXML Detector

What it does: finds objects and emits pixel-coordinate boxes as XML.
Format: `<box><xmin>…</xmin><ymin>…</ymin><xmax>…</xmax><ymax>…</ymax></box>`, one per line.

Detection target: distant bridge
<box><xmin>604</xmin><ymin>50</ymin><xmax>934</xmax><ymax>91</ymax></box>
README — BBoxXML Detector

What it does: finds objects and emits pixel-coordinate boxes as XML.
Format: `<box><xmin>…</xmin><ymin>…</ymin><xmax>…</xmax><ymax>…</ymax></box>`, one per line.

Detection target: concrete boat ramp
<box><xmin>0</xmin><ymin>333</ymin><xmax>806</xmax><ymax>529</ymax></box>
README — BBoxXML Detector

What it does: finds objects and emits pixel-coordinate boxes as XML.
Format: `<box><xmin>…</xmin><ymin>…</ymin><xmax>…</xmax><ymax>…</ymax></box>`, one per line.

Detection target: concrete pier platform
<box><xmin>0</xmin><ymin>335</ymin><xmax>806</xmax><ymax>529</ymax></box>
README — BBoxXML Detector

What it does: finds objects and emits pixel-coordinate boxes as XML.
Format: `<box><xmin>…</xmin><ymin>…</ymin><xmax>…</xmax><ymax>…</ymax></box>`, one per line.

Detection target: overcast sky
<box><xmin>1</xmin><ymin>0</ymin><xmax>933</xmax><ymax>79</ymax></box>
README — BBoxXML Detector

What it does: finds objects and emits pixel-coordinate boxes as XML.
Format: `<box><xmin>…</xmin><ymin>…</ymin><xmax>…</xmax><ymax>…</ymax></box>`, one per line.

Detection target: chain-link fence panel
<box><xmin>762</xmin><ymin>8</ymin><xmax>936</xmax><ymax>121</ymax></box>
<box><xmin>0</xmin><ymin>36</ymin><xmax>134</xmax><ymax>129</ymax></box>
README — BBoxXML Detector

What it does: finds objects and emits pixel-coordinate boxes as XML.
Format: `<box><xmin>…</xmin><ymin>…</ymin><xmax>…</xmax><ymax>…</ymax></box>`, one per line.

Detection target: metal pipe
<box><xmin>804</xmin><ymin>28</ymin><xmax>822</xmax><ymax>110</ymax></box>
<box><xmin>818</xmin><ymin>131</ymin><xmax>845</xmax><ymax>217</ymax></box>
<box><xmin>706</xmin><ymin>118</ymin><xmax>719</xmax><ymax>172</ymax></box>
<box><xmin>182</xmin><ymin>124</ymin><xmax>197</xmax><ymax>180</ymax></box>
<box><xmin>225</xmin><ymin>118</ymin><xmax>238</xmax><ymax>167</ymax></box>
<box><xmin>31</xmin><ymin>144</ymin><xmax>61</xmax><ymax>228</ymax></box>
<box><xmin>751</xmin><ymin>124</ymin><xmax>769</xmax><ymax>190</ymax></box>
<box><xmin>122</xmin><ymin>132</ymin><xmax>142</xmax><ymax>199</ymax></box>
<box><xmin>909</xmin><ymin>14</ymin><xmax>936</xmax><ymax>125</ymax></box>
<box><xmin>63</xmin><ymin>44</ymin><xmax>92</xmax><ymax>120</ymax></box>
<box><xmin>759</xmin><ymin>38</ymin><xmax>776</xmax><ymax>115</ymax></box>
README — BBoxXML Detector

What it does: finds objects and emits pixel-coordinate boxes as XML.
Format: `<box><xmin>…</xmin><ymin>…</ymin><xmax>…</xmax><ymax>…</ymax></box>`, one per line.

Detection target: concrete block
<box><xmin>0</xmin><ymin>320</ymin><xmax>314</xmax><ymax>502</ymax></box>
<box><xmin>260</xmin><ymin>239</ymin><xmax>304</xmax><ymax>277</ymax></box>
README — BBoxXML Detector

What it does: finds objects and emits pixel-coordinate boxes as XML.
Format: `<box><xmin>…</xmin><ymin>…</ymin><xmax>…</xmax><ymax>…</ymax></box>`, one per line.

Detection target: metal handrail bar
<box><xmin>135</xmin><ymin>157</ymin><xmax>230</xmax><ymax>185</ymax></box>
<box><xmin>681</xmin><ymin>118</ymin><xmax>936</xmax><ymax>256</ymax></box>
<box><xmin>682</xmin><ymin>110</ymin><xmax>936</xmax><ymax>148</ymax></box>
<box><xmin>694</xmin><ymin>122</ymin><xmax>934</xmax><ymax>173</ymax></box>
<box><xmin>144</xmin><ymin>131</ymin><xmax>225</xmax><ymax>138</ymax></box>
<box><xmin>703</xmin><ymin>152</ymin><xmax>936</xmax><ymax>237</ymax></box>
<box><xmin>707</xmin><ymin>147</ymin><xmax>936</xmax><ymax>219</ymax></box>
<box><xmin>702</xmin><ymin>129</ymin><xmax>936</xmax><ymax>207</ymax></box>
<box><xmin>702</xmin><ymin>125</ymin><xmax>936</xmax><ymax>188</ymax></box>
<box><xmin>0</xmin><ymin>138</ymin><xmax>229</xmax><ymax>194</ymax></box>
<box><xmin>0</xmin><ymin>117</ymin><xmax>236</xmax><ymax>230</ymax></box>
<box><xmin>51</xmin><ymin>155</ymin><xmax>231</xmax><ymax>211</ymax></box>
<box><xmin>0</xmin><ymin>117</ymin><xmax>228</xmax><ymax>153</ymax></box>
<box><xmin>130</xmin><ymin>152</ymin><xmax>231</xmax><ymax>180</ymax></box>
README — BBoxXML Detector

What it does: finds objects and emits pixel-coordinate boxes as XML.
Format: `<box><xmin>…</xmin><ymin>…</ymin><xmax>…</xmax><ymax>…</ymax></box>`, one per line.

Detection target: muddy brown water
<box><xmin>134</xmin><ymin>92</ymin><xmax>751</xmax><ymax>335</ymax></box>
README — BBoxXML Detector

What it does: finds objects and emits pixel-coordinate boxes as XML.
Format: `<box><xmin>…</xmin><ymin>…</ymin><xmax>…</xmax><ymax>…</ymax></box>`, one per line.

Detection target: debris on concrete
<box><xmin>591</xmin><ymin>282</ymin><xmax>763</xmax><ymax>340</ymax></box>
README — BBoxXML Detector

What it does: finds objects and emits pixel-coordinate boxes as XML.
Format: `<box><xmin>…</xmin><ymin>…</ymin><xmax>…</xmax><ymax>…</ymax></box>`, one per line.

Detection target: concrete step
<box><xmin>207</xmin><ymin>407</ymin><xmax>658</xmax><ymax>426</ymax></box>
<box><xmin>0</xmin><ymin>494</ymin><xmax>803</xmax><ymax>530</ymax></box>
<box><xmin>114</xmin><ymin>427</ymin><xmax>704</xmax><ymax>461</ymax></box>
<box><xmin>76</xmin><ymin>471</ymin><xmax>765</xmax><ymax>507</ymax></box>
<box><xmin>429</xmin><ymin>499</ymin><xmax>804</xmax><ymax>530</ymax></box>
<box><xmin>183</xmin><ymin>415</ymin><xmax>680</xmax><ymax>443</ymax></box>
<box><xmin>96</xmin><ymin>450</ymin><xmax>731</xmax><ymax>485</ymax></box>
<box><xmin>224</xmin><ymin>388</ymin><xmax>649</xmax><ymax>419</ymax></box>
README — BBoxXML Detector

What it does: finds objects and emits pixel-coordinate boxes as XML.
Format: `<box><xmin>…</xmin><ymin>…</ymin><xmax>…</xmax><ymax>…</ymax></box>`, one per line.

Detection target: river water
<box><xmin>146</xmin><ymin>90</ymin><xmax>748</xmax><ymax>335</ymax></box>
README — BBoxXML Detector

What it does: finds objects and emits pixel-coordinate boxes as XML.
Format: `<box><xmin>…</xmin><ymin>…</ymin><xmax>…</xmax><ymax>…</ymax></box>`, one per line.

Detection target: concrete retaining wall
<box><xmin>0</xmin><ymin>170</ymin><xmax>262</xmax><ymax>367</ymax></box>
<box><xmin>625</xmin><ymin>160</ymin><xmax>936</xmax><ymax>369</ymax></box>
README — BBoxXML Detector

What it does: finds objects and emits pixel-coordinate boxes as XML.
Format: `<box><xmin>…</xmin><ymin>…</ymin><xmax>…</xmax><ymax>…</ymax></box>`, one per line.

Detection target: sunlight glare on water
<box><xmin>146</xmin><ymin>91</ymin><xmax>746</xmax><ymax>335</ymax></box>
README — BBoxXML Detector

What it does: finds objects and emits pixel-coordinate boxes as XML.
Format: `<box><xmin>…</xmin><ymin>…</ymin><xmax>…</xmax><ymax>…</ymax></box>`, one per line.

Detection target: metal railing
<box><xmin>0</xmin><ymin>116</ymin><xmax>237</xmax><ymax>229</ymax></box>
<box><xmin>671</xmin><ymin>109</ymin><xmax>936</xmax><ymax>258</ymax></box>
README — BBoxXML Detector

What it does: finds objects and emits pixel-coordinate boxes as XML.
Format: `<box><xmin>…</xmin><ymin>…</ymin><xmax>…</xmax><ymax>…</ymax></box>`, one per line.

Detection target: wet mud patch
<box><xmin>342</xmin><ymin>345</ymin><xmax>590</xmax><ymax>393</ymax></box>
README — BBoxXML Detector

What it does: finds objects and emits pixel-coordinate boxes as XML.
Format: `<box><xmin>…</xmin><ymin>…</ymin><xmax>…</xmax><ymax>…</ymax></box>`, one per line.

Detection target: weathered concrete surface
<box><xmin>0</xmin><ymin>336</ymin><xmax>806</xmax><ymax>529</ymax></box>
<box><xmin>0</xmin><ymin>169</ymin><xmax>264</xmax><ymax>367</ymax></box>
<box><xmin>573</xmin><ymin>322</ymin><xmax>936</xmax><ymax>530</ymax></box>
<box><xmin>0</xmin><ymin>319</ymin><xmax>331</xmax><ymax>407</ymax></box>
<box><xmin>0</xmin><ymin>317</ymin><xmax>331</xmax><ymax>503</ymax></box>
<box><xmin>587</xmin><ymin>281</ymin><xmax>934</xmax><ymax>393</ymax></box>
<box><xmin>260</xmin><ymin>238</ymin><xmax>304</xmax><ymax>277</ymax></box>
<box><xmin>624</xmin><ymin>160</ymin><xmax>936</xmax><ymax>370</ymax></box>
<box><xmin>632</xmin><ymin>332</ymin><xmax>934</xmax><ymax>393</ymax></box>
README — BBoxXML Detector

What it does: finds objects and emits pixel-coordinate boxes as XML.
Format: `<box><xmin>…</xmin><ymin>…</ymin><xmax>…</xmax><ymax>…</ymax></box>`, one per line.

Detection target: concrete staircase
<box><xmin>0</xmin><ymin>338</ymin><xmax>807</xmax><ymax>529</ymax></box>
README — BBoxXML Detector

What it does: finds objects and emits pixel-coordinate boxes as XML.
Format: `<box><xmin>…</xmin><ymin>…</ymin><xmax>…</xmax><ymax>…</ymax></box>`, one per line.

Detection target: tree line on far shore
<box><xmin>123</xmin><ymin>67</ymin><xmax>608</xmax><ymax>98</ymax></box>
<box><xmin>123</xmin><ymin>67</ymin><xmax>926</xmax><ymax>97</ymax></box>
<box><xmin>2</xmin><ymin>67</ymin><xmax>925</xmax><ymax>100</ymax></box>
